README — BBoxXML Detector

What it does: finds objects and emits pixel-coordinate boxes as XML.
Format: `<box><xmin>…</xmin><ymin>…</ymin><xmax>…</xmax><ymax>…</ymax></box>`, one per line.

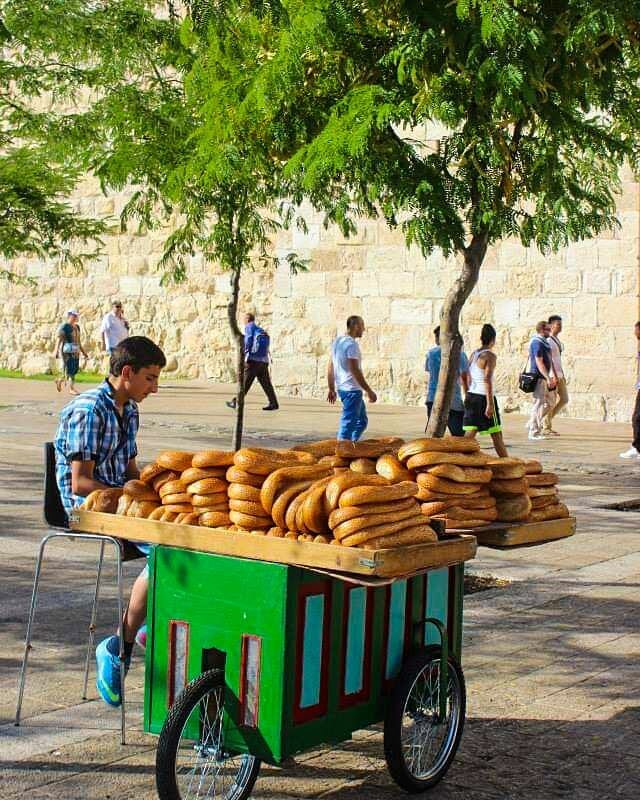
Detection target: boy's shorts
<box><xmin>463</xmin><ymin>392</ymin><xmax>502</xmax><ymax>435</ymax></box>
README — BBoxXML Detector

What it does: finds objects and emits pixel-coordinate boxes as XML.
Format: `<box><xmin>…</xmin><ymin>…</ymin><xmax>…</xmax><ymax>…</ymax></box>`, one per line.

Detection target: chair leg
<box><xmin>15</xmin><ymin>535</ymin><xmax>51</xmax><ymax>726</ymax></box>
<box><xmin>115</xmin><ymin>544</ymin><xmax>126</xmax><ymax>746</ymax></box>
<box><xmin>82</xmin><ymin>540</ymin><xmax>105</xmax><ymax>700</ymax></box>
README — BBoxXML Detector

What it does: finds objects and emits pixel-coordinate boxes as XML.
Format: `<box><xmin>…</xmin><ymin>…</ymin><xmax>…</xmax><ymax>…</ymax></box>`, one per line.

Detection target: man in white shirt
<box><xmin>327</xmin><ymin>315</ymin><xmax>377</xmax><ymax>441</ymax></box>
<box><xmin>543</xmin><ymin>314</ymin><xmax>568</xmax><ymax>435</ymax></box>
<box><xmin>100</xmin><ymin>301</ymin><xmax>130</xmax><ymax>354</ymax></box>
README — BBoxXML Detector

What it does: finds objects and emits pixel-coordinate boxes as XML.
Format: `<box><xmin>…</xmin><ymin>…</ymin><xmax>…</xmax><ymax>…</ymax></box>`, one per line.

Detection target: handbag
<box><xmin>518</xmin><ymin>356</ymin><xmax>539</xmax><ymax>394</ymax></box>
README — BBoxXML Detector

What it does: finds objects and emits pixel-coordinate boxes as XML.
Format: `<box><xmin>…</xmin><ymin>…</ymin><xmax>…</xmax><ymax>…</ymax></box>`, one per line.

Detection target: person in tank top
<box><xmin>462</xmin><ymin>323</ymin><xmax>509</xmax><ymax>457</ymax></box>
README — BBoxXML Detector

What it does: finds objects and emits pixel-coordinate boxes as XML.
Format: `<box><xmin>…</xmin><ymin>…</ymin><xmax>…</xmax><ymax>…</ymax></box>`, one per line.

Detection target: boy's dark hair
<box><xmin>246</xmin><ymin>312</ymin><xmax>255</xmax><ymax>322</ymax></box>
<box><xmin>433</xmin><ymin>325</ymin><xmax>440</xmax><ymax>339</ymax></box>
<box><xmin>346</xmin><ymin>315</ymin><xmax>362</xmax><ymax>330</ymax></box>
<box><xmin>480</xmin><ymin>323</ymin><xmax>497</xmax><ymax>346</ymax></box>
<box><xmin>548</xmin><ymin>314</ymin><xmax>562</xmax><ymax>324</ymax></box>
<box><xmin>110</xmin><ymin>336</ymin><xmax>166</xmax><ymax>376</ymax></box>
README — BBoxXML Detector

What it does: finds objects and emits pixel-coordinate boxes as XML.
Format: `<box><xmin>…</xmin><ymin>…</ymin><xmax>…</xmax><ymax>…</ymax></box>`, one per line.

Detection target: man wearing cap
<box><xmin>100</xmin><ymin>301</ymin><xmax>130</xmax><ymax>355</ymax></box>
<box><xmin>55</xmin><ymin>309</ymin><xmax>87</xmax><ymax>395</ymax></box>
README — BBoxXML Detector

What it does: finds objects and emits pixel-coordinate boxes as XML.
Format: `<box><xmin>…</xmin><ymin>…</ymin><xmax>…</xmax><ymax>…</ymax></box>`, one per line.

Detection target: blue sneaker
<box><xmin>95</xmin><ymin>635</ymin><xmax>128</xmax><ymax>707</ymax></box>
<box><xmin>135</xmin><ymin>625</ymin><xmax>147</xmax><ymax>651</ymax></box>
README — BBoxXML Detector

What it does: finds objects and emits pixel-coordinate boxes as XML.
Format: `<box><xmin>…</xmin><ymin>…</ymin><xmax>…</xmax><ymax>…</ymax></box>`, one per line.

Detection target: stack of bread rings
<box><xmin>81</xmin><ymin>487</ymin><xmax>123</xmax><ymax>514</ymax></box>
<box><xmin>486</xmin><ymin>457</ymin><xmax>532</xmax><ymax>522</ymax></box>
<box><xmin>332</xmin><ymin>437</ymin><xmax>405</xmax><ymax>477</ymax></box>
<box><xmin>260</xmin><ymin>463</ymin><xmax>334</xmax><ymax>540</ymax></box>
<box><xmin>226</xmin><ymin>448</ymin><xmax>318</xmax><ymax>531</ymax></box>
<box><xmin>327</xmin><ymin>472</ymin><xmax>436</xmax><ymax>547</ymax></box>
<box><xmin>115</xmin><ymin>479</ymin><xmax>161</xmax><ymax>518</ymax></box>
<box><xmin>183</xmin><ymin>449</ymin><xmax>234</xmax><ymax>527</ymax></box>
<box><xmin>523</xmin><ymin>460</ymin><xmax>569</xmax><ymax>522</ymax></box>
<box><xmin>397</xmin><ymin>437</ymin><xmax>496</xmax><ymax>529</ymax></box>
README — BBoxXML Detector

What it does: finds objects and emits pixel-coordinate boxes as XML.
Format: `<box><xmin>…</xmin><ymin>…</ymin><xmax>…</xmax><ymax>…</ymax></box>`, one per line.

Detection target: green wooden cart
<box><xmin>144</xmin><ymin>543</ymin><xmax>473</xmax><ymax>800</ymax></box>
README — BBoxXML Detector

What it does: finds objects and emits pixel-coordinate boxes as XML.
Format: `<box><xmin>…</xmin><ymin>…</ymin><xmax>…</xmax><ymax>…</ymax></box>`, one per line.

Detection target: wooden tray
<box><xmin>70</xmin><ymin>510</ymin><xmax>477</xmax><ymax>578</ymax></box>
<box><xmin>450</xmin><ymin>516</ymin><xmax>576</xmax><ymax>548</ymax></box>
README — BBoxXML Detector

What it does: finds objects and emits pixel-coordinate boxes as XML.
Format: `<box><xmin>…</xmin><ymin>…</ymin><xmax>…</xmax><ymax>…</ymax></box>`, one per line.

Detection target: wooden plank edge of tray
<box><xmin>70</xmin><ymin>510</ymin><xmax>477</xmax><ymax>577</ymax></box>
<box><xmin>452</xmin><ymin>516</ymin><xmax>576</xmax><ymax>548</ymax></box>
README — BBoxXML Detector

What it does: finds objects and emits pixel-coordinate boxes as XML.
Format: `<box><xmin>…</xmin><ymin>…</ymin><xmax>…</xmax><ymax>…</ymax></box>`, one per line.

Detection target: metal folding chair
<box><xmin>14</xmin><ymin>442</ymin><xmax>143</xmax><ymax>744</ymax></box>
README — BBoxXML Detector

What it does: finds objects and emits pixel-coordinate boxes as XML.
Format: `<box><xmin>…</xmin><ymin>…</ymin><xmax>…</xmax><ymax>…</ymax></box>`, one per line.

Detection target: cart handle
<box><xmin>414</xmin><ymin>617</ymin><xmax>449</xmax><ymax>722</ymax></box>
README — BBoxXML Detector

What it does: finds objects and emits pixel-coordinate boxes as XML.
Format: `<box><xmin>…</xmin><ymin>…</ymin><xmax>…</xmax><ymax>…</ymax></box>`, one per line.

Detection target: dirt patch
<box><xmin>464</xmin><ymin>574</ymin><xmax>510</xmax><ymax>595</ymax></box>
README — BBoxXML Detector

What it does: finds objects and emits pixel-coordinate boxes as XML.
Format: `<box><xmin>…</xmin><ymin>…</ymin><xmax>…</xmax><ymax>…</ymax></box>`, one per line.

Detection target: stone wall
<box><xmin>1</xmin><ymin>172</ymin><xmax>639</xmax><ymax>422</ymax></box>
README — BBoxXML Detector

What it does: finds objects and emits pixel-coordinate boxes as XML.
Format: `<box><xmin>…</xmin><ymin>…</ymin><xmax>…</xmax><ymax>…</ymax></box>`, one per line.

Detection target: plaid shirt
<box><xmin>54</xmin><ymin>380</ymin><xmax>139</xmax><ymax>513</ymax></box>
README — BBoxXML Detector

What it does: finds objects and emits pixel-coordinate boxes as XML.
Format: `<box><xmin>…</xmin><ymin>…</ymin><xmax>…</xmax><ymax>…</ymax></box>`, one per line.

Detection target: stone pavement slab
<box><xmin>1</xmin><ymin>378</ymin><xmax>640</xmax><ymax>798</ymax></box>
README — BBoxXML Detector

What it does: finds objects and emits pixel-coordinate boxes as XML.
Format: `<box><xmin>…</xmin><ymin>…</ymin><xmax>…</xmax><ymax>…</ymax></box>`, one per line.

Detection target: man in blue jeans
<box><xmin>327</xmin><ymin>315</ymin><xmax>377</xmax><ymax>441</ymax></box>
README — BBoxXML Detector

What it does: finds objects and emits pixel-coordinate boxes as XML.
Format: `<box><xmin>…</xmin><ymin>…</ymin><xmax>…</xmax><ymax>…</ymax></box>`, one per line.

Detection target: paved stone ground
<box><xmin>1</xmin><ymin>377</ymin><xmax>639</xmax><ymax>799</ymax></box>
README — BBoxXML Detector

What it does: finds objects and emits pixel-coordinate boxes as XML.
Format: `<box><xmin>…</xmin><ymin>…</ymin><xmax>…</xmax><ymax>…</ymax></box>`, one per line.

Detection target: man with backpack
<box><xmin>227</xmin><ymin>313</ymin><xmax>279</xmax><ymax>411</ymax></box>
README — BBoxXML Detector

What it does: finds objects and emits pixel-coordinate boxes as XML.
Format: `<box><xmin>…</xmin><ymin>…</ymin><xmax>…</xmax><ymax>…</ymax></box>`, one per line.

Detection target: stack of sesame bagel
<box><xmin>227</xmin><ymin>447</ymin><xmax>318</xmax><ymax>531</ymax></box>
<box><xmin>523</xmin><ymin>460</ymin><xmax>569</xmax><ymax>522</ymax></box>
<box><xmin>397</xmin><ymin>437</ymin><xmax>496</xmax><ymax>529</ymax></box>
<box><xmin>486</xmin><ymin>458</ymin><xmax>532</xmax><ymax>522</ymax></box>
<box><xmin>327</xmin><ymin>472</ymin><xmax>435</xmax><ymax>548</ymax></box>
<box><xmin>329</xmin><ymin>437</ymin><xmax>405</xmax><ymax>477</ymax></box>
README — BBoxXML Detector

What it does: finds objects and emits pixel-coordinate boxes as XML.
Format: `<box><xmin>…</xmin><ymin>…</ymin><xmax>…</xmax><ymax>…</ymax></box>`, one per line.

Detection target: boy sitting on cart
<box><xmin>54</xmin><ymin>336</ymin><xmax>166</xmax><ymax>707</ymax></box>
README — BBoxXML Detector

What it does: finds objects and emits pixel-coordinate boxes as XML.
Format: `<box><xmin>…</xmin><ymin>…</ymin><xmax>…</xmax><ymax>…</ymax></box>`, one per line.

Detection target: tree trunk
<box><xmin>227</xmin><ymin>266</ymin><xmax>245</xmax><ymax>451</ymax></box>
<box><xmin>426</xmin><ymin>233</ymin><xmax>489</xmax><ymax>438</ymax></box>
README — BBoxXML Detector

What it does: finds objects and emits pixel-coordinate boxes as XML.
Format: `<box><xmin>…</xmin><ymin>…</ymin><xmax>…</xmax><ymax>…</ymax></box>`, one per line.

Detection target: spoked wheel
<box><xmin>156</xmin><ymin>668</ymin><xmax>261</xmax><ymax>800</ymax></box>
<box><xmin>384</xmin><ymin>646</ymin><xmax>466</xmax><ymax>793</ymax></box>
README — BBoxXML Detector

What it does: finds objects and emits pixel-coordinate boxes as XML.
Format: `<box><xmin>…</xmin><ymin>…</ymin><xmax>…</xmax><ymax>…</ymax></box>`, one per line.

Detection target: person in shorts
<box><xmin>54</xmin><ymin>336</ymin><xmax>166</xmax><ymax>707</ymax></box>
<box><xmin>463</xmin><ymin>324</ymin><xmax>509</xmax><ymax>457</ymax></box>
<box><xmin>54</xmin><ymin>309</ymin><xmax>87</xmax><ymax>395</ymax></box>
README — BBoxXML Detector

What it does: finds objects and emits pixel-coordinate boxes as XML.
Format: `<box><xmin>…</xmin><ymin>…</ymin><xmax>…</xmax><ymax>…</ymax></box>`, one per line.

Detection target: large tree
<box><xmin>226</xmin><ymin>0</ymin><xmax>640</xmax><ymax>435</ymax></box>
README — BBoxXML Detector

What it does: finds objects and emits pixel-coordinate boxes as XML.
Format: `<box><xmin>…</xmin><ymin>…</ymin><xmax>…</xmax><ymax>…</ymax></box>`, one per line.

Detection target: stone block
<box><xmin>352</xmin><ymin>272</ymin><xmax>379</xmax><ymax>297</ymax></box>
<box><xmin>119</xmin><ymin>276</ymin><xmax>143</xmax><ymax>297</ymax></box>
<box><xmin>365</xmin><ymin>246</ymin><xmax>406</xmax><ymax>272</ymax></box>
<box><xmin>477</xmin><ymin>270</ymin><xmax>509</xmax><ymax>297</ymax></box>
<box><xmin>291</xmin><ymin>271</ymin><xmax>326</xmax><ymax>298</ymax></box>
<box><xmin>598</xmin><ymin>238</ymin><xmax>639</xmax><ymax>269</ymax></box>
<box><xmin>543</xmin><ymin>272</ymin><xmax>581</xmax><ymax>295</ymax></box>
<box><xmin>597</xmin><ymin>296</ymin><xmax>639</xmax><ymax>327</ymax></box>
<box><xmin>21</xmin><ymin>353</ymin><xmax>53</xmax><ymax>375</ymax></box>
<box><xmin>306</xmin><ymin>298</ymin><xmax>333</xmax><ymax>325</ymax></box>
<box><xmin>618</xmin><ymin>212</ymin><xmax>640</xmax><ymax>239</ymax></box>
<box><xmin>339</xmin><ymin>247</ymin><xmax>366</xmax><ymax>272</ymax></box>
<box><xmin>378</xmin><ymin>271</ymin><xmax>414</xmax><ymax>297</ymax></box>
<box><xmin>566</xmin><ymin>242</ymin><xmax>597</xmax><ymax>271</ymax></box>
<box><xmin>21</xmin><ymin>301</ymin><xmax>36</xmax><ymax>323</ymax></box>
<box><xmin>272</xmin><ymin>356</ymin><xmax>317</xmax><ymax>386</ymax></box>
<box><xmin>214</xmin><ymin>274</ymin><xmax>232</xmax><ymax>294</ymax></box>
<box><xmin>377</xmin><ymin>224</ymin><xmax>406</xmax><ymax>247</ymax></box>
<box><xmin>461</xmin><ymin>297</ymin><xmax>495</xmax><ymax>325</ymax></box>
<box><xmin>326</xmin><ymin>273</ymin><xmax>350</xmax><ymax>296</ymax></box>
<box><xmin>170</xmin><ymin>295</ymin><xmax>198</xmax><ymax>323</ymax></box>
<box><xmin>95</xmin><ymin>197</ymin><xmax>115</xmax><ymax>216</ymax></box>
<box><xmin>492</xmin><ymin>298</ymin><xmax>520</xmax><ymax>326</ymax></box>
<box><xmin>141</xmin><ymin>276</ymin><xmax>163</xmax><ymax>296</ymax></box>
<box><xmin>570</xmin><ymin>296</ymin><xmax>597</xmax><ymax>327</ymax></box>
<box><xmin>414</xmin><ymin>269</ymin><xmax>451</xmax><ymax>299</ymax></box>
<box><xmin>614</xmin><ymin>269</ymin><xmax>639</xmax><ymax>297</ymax></box>
<box><xmin>4</xmin><ymin>301</ymin><xmax>22</xmax><ymax>320</ymax></box>
<box><xmin>390</xmin><ymin>298</ymin><xmax>431</xmax><ymax>325</ymax></box>
<box><xmin>377</xmin><ymin>324</ymin><xmax>421</xmax><ymax>358</ymax></box>
<box><xmin>26</xmin><ymin>260</ymin><xmax>49</xmax><ymax>279</ymax></box>
<box><xmin>583</xmin><ymin>271</ymin><xmax>611</xmax><ymax>295</ymax></box>
<box><xmin>336</xmin><ymin>220</ymin><xmax>377</xmax><ymax>246</ymax></box>
<box><xmin>362</xmin><ymin>297</ymin><xmax>391</xmax><ymax>323</ymax></box>
<box><xmin>616</xmin><ymin>182</ymin><xmax>640</xmax><ymax>212</ymax></box>
<box><xmin>506</xmin><ymin>269</ymin><xmax>542</xmax><ymax>297</ymax></box>
<box><xmin>520</xmin><ymin>298</ymin><xmax>572</xmax><ymax>324</ymax></box>
<box><xmin>35</xmin><ymin>299</ymin><xmax>59</xmax><ymax>323</ymax></box>
<box><xmin>498</xmin><ymin>238</ymin><xmax>528</xmax><ymax>269</ymax></box>
<box><xmin>310</xmin><ymin>249</ymin><xmax>340</xmax><ymax>272</ymax></box>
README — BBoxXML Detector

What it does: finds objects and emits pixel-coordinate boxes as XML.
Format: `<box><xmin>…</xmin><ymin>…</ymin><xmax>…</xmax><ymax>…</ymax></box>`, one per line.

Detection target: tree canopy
<box><xmin>212</xmin><ymin>0</ymin><xmax>640</xmax><ymax>432</ymax></box>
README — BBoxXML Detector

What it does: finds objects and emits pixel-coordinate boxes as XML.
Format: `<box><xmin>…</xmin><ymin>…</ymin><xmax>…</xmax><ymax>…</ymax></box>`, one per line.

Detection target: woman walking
<box><xmin>462</xmin><ymin>323</ymin><xmax>509</xmax><ymax>457</ymax></box>
<box><xmin>55</xmin><ymin>309</ymin><xmax>87</xmax><ymax>395</ymax></box>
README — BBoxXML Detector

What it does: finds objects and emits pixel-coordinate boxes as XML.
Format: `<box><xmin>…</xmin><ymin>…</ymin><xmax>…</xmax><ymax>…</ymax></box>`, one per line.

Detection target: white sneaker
<box><xmin>619</xmin><ymin>446</ymin><xmax>640</xmax><ymax>459</ymax></box>
<box><xmin>528</xmin><ymin>432</ymin><xmax>544</xmax><ymax>441</ymax></box>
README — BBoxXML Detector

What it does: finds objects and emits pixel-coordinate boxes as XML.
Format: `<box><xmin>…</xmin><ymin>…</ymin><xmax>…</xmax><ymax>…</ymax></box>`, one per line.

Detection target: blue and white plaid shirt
<box><xmin>54</xmin><ymin>379</ymin><xmax>139</xmax><ymax>513</ymax></box>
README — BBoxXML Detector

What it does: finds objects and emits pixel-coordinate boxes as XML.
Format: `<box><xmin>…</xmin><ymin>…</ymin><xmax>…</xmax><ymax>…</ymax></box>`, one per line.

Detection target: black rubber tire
<box><xmin>156</xmin><ymin>668</ymin><xmax>261</xmax><ymax>800</ymax></box>
<box><xmin>384</xmin><ymin>646</ymin><xmax>466</xmax><ymax>794</ymax></box>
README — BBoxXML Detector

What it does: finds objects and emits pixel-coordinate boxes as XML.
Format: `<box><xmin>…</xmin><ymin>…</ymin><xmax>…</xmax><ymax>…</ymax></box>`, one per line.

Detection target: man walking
<box><xmin>620</xmin><ymin>321</ymin><xmax>640</xmax><ymax>459</ymax></box>
<box><xmin>227</xmin><ymin>313</ymin><xmax>279</xmax><ymax>411</ymax></box>
<box><xmin>527</xmin><ymin>321</ymin><xmax>557</xmax><ymax>440</ymax></box>
<box><xmin>543</xmin><ymin>314</ymin><xmax>569</xmax><ymax>435</ymax></box>
<box><xmin>425</xmin><ymin>326</ymin><xmax>469</xmax><ymax>436</ymax></box>
<box><xmin>100</xmin><ymin>301</ymin><xmax>130</xmax><ymax>355</ymax></box>
<box><xmin>327</xmin><ymin>315</ymin><xmax>377</xmax><ymax>442</ymax></box>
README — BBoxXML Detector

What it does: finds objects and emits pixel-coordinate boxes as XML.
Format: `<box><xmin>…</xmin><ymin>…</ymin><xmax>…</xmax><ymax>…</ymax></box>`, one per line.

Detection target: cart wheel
<box><xmin>384</xmin><ymin>646</ymin><xmax>466</xmax><ymax>793</ymax></box>
<box><xmin>156</xmin><ymin>668</ymin><xmax>261</xmax><ymax>800</ymax></box>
